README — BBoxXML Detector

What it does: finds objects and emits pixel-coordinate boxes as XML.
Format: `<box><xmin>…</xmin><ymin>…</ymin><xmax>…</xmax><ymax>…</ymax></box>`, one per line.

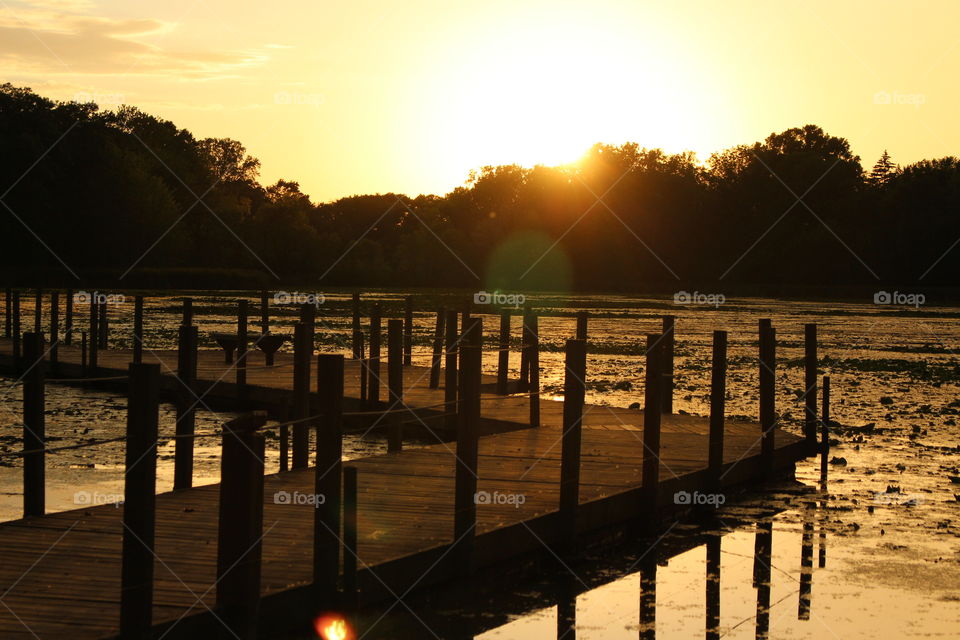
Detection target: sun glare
<box><xmin>430</xmin><ymin>10</ymin><xmax>718</xmax><ymax>174</ymax></box>
<box><xmin>314</xmin><ymin>614</ymin><xmax>352</xmax><ymax>640</ymax></box>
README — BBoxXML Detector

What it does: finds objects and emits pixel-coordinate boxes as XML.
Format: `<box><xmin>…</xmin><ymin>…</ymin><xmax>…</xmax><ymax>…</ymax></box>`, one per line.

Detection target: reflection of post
<box><xmin>706</xmin><ymin>534</ymin><xmax>721</xmax><ymax>640</ymax></box>
<box><xmin>557</xmin><ymin>576</ymin><xmax>577</xmax><ymax>640</ymax></box>
<box><xmin>799</xmin><ymin>502</ymin><xmax>814</xmax><ymax>620</ymax></box>
<box><xmin>818</xmin><ymin>482</ymin><xmax>828</xmax><ymax>569</ymax></box>
<box><xmin>820</xmin><ymin>375</ymin><xmax>831</xmax><ymax>483</ymax></box>
<box><xmin>638</xmin><ymin>551</ymin><xmax>657</xmax><ymax>640</ymax></box>
<box><xmin>754</xmin><ymin>519</ymin><xmax>773</xmax><ymax>640</ymax></box>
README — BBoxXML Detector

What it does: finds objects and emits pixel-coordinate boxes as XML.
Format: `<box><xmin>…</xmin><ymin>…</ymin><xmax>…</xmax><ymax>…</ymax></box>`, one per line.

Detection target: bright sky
<box><xmin>2</xmin><ymin>0</ymin><xmax>957</xmax><ymax>202</ymax></box>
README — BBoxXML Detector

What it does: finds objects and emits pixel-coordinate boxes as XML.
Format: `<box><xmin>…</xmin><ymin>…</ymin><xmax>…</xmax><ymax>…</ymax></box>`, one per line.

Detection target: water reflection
<box><xmin>307</xmin><ymin>484</ymin><xmax>835</xmax><ymax>640</ymax></box>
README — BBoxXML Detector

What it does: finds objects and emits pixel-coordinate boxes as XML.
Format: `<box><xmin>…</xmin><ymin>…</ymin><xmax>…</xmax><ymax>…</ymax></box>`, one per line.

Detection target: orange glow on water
<box><xmin>314</xmin><ymin>614</ymin><xmax>352</xmax><ymax>640</ymax></box>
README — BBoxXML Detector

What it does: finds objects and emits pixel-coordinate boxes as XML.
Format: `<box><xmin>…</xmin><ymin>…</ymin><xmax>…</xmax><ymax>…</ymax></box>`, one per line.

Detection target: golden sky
<box><xmin>2</xmin><ymin>0</ymin><xmax>957</xmax><ymax>201</ymax></box>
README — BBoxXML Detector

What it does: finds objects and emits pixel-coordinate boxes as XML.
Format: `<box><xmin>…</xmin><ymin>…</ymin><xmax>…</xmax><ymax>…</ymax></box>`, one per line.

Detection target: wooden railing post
<box><xmin>429</xmin><ymin>307</ymin><xmax>445</xmax><ymax>389</ymax></box>
<box><xmin>759</xmin><ymin>321</ymin><xmax>776</xmax><ymax>476</ymax></box>
<box><xmin>822</xmin><ymin>375</ymin><xmax>831</xmax><ymax>450</ymax></box>
<box><xmin>575</xmin><ymin>311</ymin><xmax>588</xmax><ymax>341</ymax></box>
<box><xmin>660</xmin><ymin>316</ymin><xmax>675</xmax><ymax>414</ymax></box>
<box><xmin>33</xmin><ymin>289</ymin><xmax>42</xmax><ymax>338</ymax></box>
<box><xmin>49</xmin><ymin>292</ymin><xmax>59</xmax><ymax>370</ymax></box>
<box><xmin>642</xmin><ymin>333</ymin><xmax>663</xmax><ymax>522</ymax></box>
<box><xmin>80</xmin><ymin>331</ymin><xmax>87</xmax><ymax>377</ymax></box>
<box><xmin>496</xmin><ymin>310</ymin><xmax>510</xmax><ymax>395</ymax></box>
<box><xmin>174</xmin><ymin>325</ymin><xmax>198</xmax><ymax>491</ymax></box>
<box><xmin>3</xmin><ymin>288</ymin><xmax>10</xmax><ymax>337</ymax></box>
<box><xmin>453</xmin><ymin>317</ymin><xmax>482</xmax><ymax>576</ymax></box>
<box><xmin>443</xmin><ymin>309</ymin><xmax>458</xmax><ymax>430</ymax></box>
<box><xmin>559</xmin><ymin>339</ymin><xmax>587</xmax><ymax>555</ymax></box>
<box><xmin>120</xmin><ymin>362</ymin><xmax>160</xmax><ymax>638</ymax></box>
<box><xmin>216</xmin><ymin>411</ymin><xmax>266</xmax><ymax>640</ymax></box>
<box><xmin>403</xmin><ymin>296</ymin><xmax>413</xmax><ymax>366</ymax></box>
<box><xmin>88</xmin><ymin>295</ymin><xmax>98</xmax><ymax>374</ymax></box>
<box><xmin>526</xmin><ymin>312</ymin><xmax>540</xmax><ymax>427</ymax></box>
<box><xmin>292</xmin><ymin>322</ymin><xmax>311</xmax><ymax>469</ymax></box>
<box><xmin>11</xmin><ymin>292</ymin><xmax>20</xmax><ymax>372</ymax></box>
<box><xmin>182</xmin><ymin>297</ymin><xmax>193</xmax><ymax>326</ymax></box>
<box><xmin>22</xmin><ymin>332</ymin><xmax>45</xmax><ymax>517</ymax></box>
<box><xmin>236</xmin><ymin>299</ymin><xmax>249</xmax><ymax>406</ymax></box>
<box><xmin>314</xmin><ymin>354</ymin><xmax>344</xmax><ymax>598</ymax></box>
<box><xmin>98</xmin><ymin>300</ymin><xmax>108</xmax><ymax>348</ymax></box>
<box><xmin>804</xmin><ymin>323</ymin><xmax>818</xmax><ymax>449</ymax></box>
<box><xmin>260</xmin><ymin>291</ymin><xmax>269</xmax><ymax>335</ymax></box>
<box><xmin>343</xmin><ymin>465</ymin><xmax>359</xmax><ymax>606</ymax></box>
<box><xmin>133</xmin><ymin>296</ymin><xmax>144</xmax><ymax>364</ymax></box>
<box><xmin>708</xmin><ymin>330</ymin><xmax>727</xmax><ymax>493</ymax></box>
<box><xmin>64</xmin><ymin>288</ymin><xmax>73</xmax><ymax>345</ymax></box>
<box><xmin>519</xmin><ymin>304</ymin><xmax>530</xmax><ymax>390</ymax></box>
<box><xmin>368</xmin><ymin>303</ymin><xmax>381</xmax><ymax>407</ymax></box>
<box><xmin>387</xmin><ymin>319</ymin><xmax>404</xmax><ymax>452</ymax></box>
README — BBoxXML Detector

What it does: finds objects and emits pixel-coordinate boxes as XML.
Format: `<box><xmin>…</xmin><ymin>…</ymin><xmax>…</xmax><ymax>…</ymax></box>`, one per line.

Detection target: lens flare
<box><xmin>314</xmin><ymin>614</ymin><xmax>352</xmax><ymax>640</ymax></box>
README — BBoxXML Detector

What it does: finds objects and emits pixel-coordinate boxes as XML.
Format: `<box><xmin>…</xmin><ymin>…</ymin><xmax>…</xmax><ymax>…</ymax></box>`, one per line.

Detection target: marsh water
<box><xmin>1</xmin><ymin>291</ymin><xmax>958</xmax><ymax>638</ymax></box>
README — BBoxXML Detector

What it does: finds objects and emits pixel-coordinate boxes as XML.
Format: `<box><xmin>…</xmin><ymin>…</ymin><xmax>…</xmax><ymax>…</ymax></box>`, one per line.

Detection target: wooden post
<box><xmin>98</xmin><ymin>301</ymin><xmax>108</xmax><ymax>349</ymax></box>
<box><xmin>429</xmin><ymin>308</ymin><xmax>445</xmax><ymax>389</ymax></box>
<box><xmin>355</xmin><ymin>332</ymin><xmax>366</xmax><ymax>405</ymax></box>
<box><xmin>403</xmin><ymin>296</ymin><xmax>413</xmax><ymax>366</ymax></box>
<box><xmin>575</xmin><ymin>311</ymin><xmax>588</xmax><ymax>341</ymax></box>
<box><xmin>343</xmin><ymin>465</ymin><xmax>359</xmax><ymax>605</ymax></box>
<box><xmin>496</xmin><ymin>311</ymin><xmax>510</xmax><ymax>395</ymax></box>
<box><xmin>182</xmin><ymin>297</ymin><xmax>193</xmax><ymax>326</ymax></box>
<box><xmin>33</xmin><ymin>289</ymin><xmax>42</xmax><ymax>339</ymax></box>
<box><xmin>292</xmin><ymin>322</ymin><xmax>311</xmax><ymax>469</ymax></box>
<box><xmin>822</xmin><ymin>375</ymin><xmax>831</xmax><ymax>449</ymax></box>
<box><xmin>559</xmin><ymin>339</ymin><xmax>587</xmax><ymax>554</ymax></box>
<box><xmin>174</xmin><ymin>325</ymin><xmax>198</xmax><ymax>491</ymax></box>
<box><xmin>3</xmin><ymin>288</ymin><xmax>9</xmax><ymax>337</ymax></box>
<box><xmin>519</xmin><ymin>304</ymin><xmax>530</xmax><ymax>390</ymax></box>
<box><xmin>759</xmin><ymin>322</ymin><xmax>776</xmax><ymax>476</ymax></box>
<box><xmin>368</xmin><ymin>303</ymin><xmax>381</xmax><ymax>407</ymax></box>
<box><xmin>88</xmin><ymin>296</ymin><xmax>98</xmax><ymax>374</ymax></box>
<box><xmin>260</xmin><ymin>291</ymin><xmax>269</xmax><ymax>335</ymax></box>
<box><xmin>11</xmin><ymin>292</ymin><xmax>20</xmax><ymax>372</ymax></box>
<box><xmin>314</xmin><ymin>354</ymin><xmax>344</xmax><ymax>596</ymax></box>
<box><xmin>64</xmin><ymin>288</ymin><xmax>73</xmax><ymax>345</ymax></box>
<box><xmin>454</xmin><ymin>317</ymin><xmax>482</xmax><ymax>576</ymax></box>
<box><xmin>444</xmin><ymin>309</ymin><xmax>458</xmax><ymax>431</ymax></box>
<box><xmin>706</xmin><ymin>535</ymin><xmax>721</xmax><ymax>640</ymax></box>
<box><xmin>49</xmin><ymin>292</ymin><xmax>59</xmax><ymax>370</ymax></box>
<box><xmin>80</xmin><ymin>331</ymin><xmax>87</xmax><ymax>377</ymax></box>
<box><xmin>351</xmin><ymin>293</ymin><xmax>361</xmax><ymax>359</ymax></box>
<box><xmin>22</xmin><ymin>333</ymin><xmax>45</xmax><ymax>517</ymax></box>
<box><xmin>642</xmin><ymin>333</ymin><xmax>663</xmax><ymax>522</ymax></box>
<box><xmin>120</xmin><ymin>362</ymin><xmax>160</xmax><ymax>638</ymax></box>
<box><xmin>708</xmin><ymin>331</ymin><xmax>727</xmax><ymax>493</ymax></box>
<box><xmin>387</xmin><ymin>319</ymin><xmax>404</xmax><ymax>452</ymax></box>
<box><xmin>133</xmin><ymin>295</ymin><xmax>144</xmax><ymax>364</ymax></box>
<box><xmin>661</xmin><ymin>316</ymin><xmax>675</xmax><ymax>414</ymax></box>
<box><xmin>527</xmin><ymin>312</ymin><xmax>540</xmax><ymax>428</ymax></box>
<box><xmin>804</xmin><ymin>323</ymin><xmax>818</xmax><ymax>449</ymax></box>
<box><xmin>216</xmin><ymin>412</ymin><xmax>266</xmax><ymax>640</ymax></box>
<box><xmin>236</xmin><ymin>300</ymin><xmax>249</xmax><ymax>406</ymax></box>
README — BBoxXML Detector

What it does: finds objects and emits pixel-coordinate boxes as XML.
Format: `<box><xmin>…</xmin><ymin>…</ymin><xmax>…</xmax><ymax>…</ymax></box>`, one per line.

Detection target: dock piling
<box><xmin>575</xmin><ymin>311</ymin><xmax>588</xmax><ymax>341</ymax></box>
<box><xmin>429</xmin><ymin>308</ymin><xmax>445</xmax><ymax>389</ymax></box>
<box><xmin>497</xmin><ymin>310</ymin><xmax>510</xmax><ymax>395</ymax></box>
<box><xmin>292</xmin><ymin>322</ymin><xmax>311</xmax><ymax>469</ymax></box>
<box><xmin>708</xmin><ymin>330</ymin><xmax>727</xmax><ymax>492</ymax></box>
<box><xmin>88</xmin><ymin>297</ymin><xmax>98</xmax><ymax>374</ymax></box>
<box><xmin>343</xmin><ymin>465</ymin><xmax>359</xmax><ymax>606</ymax></box>
<box><xmin>33</xmin><ymin>289</ymin><xmax>42</xmax><ymax>338</ymax></box>
<box><xmin>22</xmin><ymin>332</ymin><xmax>45</xmax><ymax>518</ymax></box>
<box><xmin>260</xmin><ymin>291</ymin><xmax>269</xmax><ymax>335</ymax></box>
<box><xmin>98</xmin><ymin>300</ymin><xmax>108</xmax><ymax>348</ymax></box>
<box><xmin>403</xmin><ymin>296</ymin><xmax>413</xmax><ymax>366</ymax></box>
<box><xmin>387</xmin><ymin>319</ymin><xmax>404</xmax><ymax>452</ymax></box>
<box><xmin>453</xmin><ymin>317</ymin><xmax>482</xmax><ymax>577</ymax></box>
<box><xmin>804</xmin><ymin>323</ymin><xmax>818</xmax><ymax>449</ymax></box>
<box><xmin>133</xmin><ymin>295</ymin><xmax>144</xmax><ymax>364</ymax></box>
<box><xmin>660</xmin><ymin>316</ymin><xmax>675</xmax><ymax>414</ymax></box>
<box><xmin>527</xmin><ymin>311</ymin><xmax>540</xmax><ymax>427</ymax></box>
<box><xmin>237</xmin><ymin>299</ymin><xmax>248</xmax><ymax>405</ymax></box>
<box><xmin>174</xmin><ymin>325</ymin><xmax>198</xmax><ymax>491</ymax></box>
<box><xmin>3</xmin><ymin>288</ymin><xmax>9</xmax><ymax>337</ymax></box>
<box><xmin>314</xmin><ymin>354</ymin><xmax>344</xmax><ymax>597</ymax></box>
<box><xmin>216</xmin><ymin>411</ymin><xmax>266</xmax><ymax>640</ymax></box>
<box><xmin>368</xmin><ymin>303</ymin><xmax>381</xmax><ymax>407</ymax></box>
<box><xmin>49</xmin><ymin>292</ymin><xmax>59</xmax><ymax>370</ymax></box>
<box><xmin>443</xmin><ymin>309</ymin><xmax>458</xmax><ymax>430</ymax></box>
<box><xmin>120</xmin><ymin>362</ymin><xmax>160</xmax><ymax>638</ymax></box>
<box><xmin>11</xmin><ymin>292</ymin><xmax>20</xmax><ymax>371</ymax></box>
<box><xmin>182</xmin><ymin>297</ymin><xmax>193</xmax><ymax>326</ymax></box>
<box><xmin>65</xmin><ymin>289</ymin><xmax>73</xmax><ymax>345</ymax></box>
<box><xmin>559</xmin><ymin>338</ymin><xmax>587</xmax><ymax>555</ymax></box>
<box><xmin>759</xmin><ymin>321</ymin><xmax>776</xmax><ymax>476</ymax></box>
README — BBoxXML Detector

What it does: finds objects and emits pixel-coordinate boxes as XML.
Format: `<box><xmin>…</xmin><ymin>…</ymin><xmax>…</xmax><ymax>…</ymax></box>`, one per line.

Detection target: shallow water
<box><xmin>1</xmin><ymin>291</ymin><xmax>958</xmax><ymax>637</ymax></box>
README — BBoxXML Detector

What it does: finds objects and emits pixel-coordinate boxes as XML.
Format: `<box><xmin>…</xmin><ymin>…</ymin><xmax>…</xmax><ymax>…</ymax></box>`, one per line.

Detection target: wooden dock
<box><xmin>0</xmin><ymin>294</ymin><xmax>823</xmax><ymax>639</ymax></box>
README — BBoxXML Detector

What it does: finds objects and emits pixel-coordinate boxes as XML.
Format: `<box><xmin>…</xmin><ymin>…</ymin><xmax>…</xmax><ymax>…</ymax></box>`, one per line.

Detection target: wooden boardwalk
<box><xmin>0</xmin><ymin>338</ymin><xmax>812</xmax><ymax>639</ymax></box>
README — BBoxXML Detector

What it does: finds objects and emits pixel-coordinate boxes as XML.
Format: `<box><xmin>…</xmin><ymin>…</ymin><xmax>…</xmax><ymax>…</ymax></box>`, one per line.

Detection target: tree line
<box><xmin>1</xmin><ymin>83</ymin><xmax>957</xmax><ymax>291</ymax></box>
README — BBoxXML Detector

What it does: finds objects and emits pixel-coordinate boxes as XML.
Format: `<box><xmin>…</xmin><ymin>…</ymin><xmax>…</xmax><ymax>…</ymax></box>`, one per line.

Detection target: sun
<box><xmin>427</xmin><ymin>8</ymin><xmax>719</xmax><ymax>175</ymax></box>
